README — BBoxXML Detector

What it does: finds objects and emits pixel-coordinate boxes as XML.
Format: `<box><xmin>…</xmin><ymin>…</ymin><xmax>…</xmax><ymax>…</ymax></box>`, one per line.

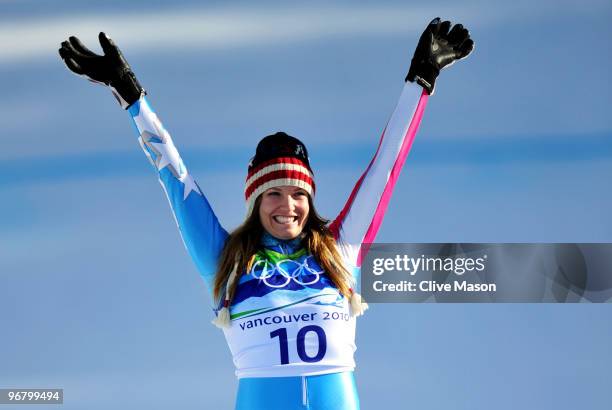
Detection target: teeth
<box><xmin>273</xmin><ymin>216</ymin><xmax>296</xmax><ymax>224</ymax></box>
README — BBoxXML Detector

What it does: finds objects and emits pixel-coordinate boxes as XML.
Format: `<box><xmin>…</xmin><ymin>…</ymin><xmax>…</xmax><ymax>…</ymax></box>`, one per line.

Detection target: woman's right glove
<box><xmin>59</xmin><ymin>32</ymin><xmax>145</xmax><ymax>109</ymax></box>
<box><xmin>406</xmin><ymin>18</ymin><xmax>474</xmax><ymax>95</ymax></box>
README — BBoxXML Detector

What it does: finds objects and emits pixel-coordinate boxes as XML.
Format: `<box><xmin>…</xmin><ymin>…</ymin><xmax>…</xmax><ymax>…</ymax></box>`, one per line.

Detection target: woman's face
<box><xmin>258</xmin><ymin>186</ymin><xmax>310</xmax><ymax>240</ymax></box>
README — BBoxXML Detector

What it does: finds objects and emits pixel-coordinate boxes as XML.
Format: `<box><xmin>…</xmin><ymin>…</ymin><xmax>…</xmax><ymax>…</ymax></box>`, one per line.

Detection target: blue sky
<box><xmin>1</xmin><ymin>1</ymin><xmax>611</xmax><ymax>409</ymax></box>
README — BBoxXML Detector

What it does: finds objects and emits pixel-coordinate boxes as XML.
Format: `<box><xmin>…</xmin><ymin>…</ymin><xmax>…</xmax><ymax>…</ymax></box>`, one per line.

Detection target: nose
<box><xmin>281</xmin><ymin>193</ymin><xmax>296</xmax><ymax>210</ymax></box>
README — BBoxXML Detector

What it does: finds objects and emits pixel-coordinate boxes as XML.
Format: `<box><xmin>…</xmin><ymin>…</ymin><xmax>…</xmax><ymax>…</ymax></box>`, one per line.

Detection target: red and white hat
<box><xmin>245</xmin><ymin>132</ymin><xmax>315</xmax><ymax>216</ymax></box>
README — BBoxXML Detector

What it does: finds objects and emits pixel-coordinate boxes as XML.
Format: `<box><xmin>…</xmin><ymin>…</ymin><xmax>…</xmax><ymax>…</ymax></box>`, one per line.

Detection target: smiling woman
<box><xmin>259</xmin><ymin>185</ymin><xmax>310</xmax><ymax>240</ymax></box>
<box><xmin>58</xmin><ymin>17</ymin><xmax>473</xmax><ymax>410</ymax></box>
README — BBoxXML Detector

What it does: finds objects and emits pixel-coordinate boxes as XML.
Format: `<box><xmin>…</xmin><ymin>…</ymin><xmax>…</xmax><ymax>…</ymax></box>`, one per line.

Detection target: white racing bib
<box><xmin>221</xmin><ymin>249</ymin><xmax>357</xmax><ymax>378</ymax></box>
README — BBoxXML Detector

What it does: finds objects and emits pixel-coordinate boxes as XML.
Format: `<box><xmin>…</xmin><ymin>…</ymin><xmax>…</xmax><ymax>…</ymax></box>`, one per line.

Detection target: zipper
<box><xmin>302</xmin><ymin>376</ymin><xmax>308</xmax><ymax>408</ymax></box>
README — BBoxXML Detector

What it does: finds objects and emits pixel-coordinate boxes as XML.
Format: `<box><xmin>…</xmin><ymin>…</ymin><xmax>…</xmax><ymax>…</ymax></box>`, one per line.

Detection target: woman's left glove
<box><xmin>59</xmin><ymin>32</ymin><xmax>145</xmax><ymax>109</ymax></box>
<box><xmin>406</xmin><ymin>18</ymin><xmax>474</xmax><ymax>95</ymax></box>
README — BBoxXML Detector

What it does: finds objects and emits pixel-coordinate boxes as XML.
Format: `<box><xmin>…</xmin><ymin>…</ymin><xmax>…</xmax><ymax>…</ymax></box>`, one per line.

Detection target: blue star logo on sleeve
<box><xmin>180</xmin><ymin>174</ymin><xmax>202</xmax><ymax>200</ymax></box>
<box><xmin>133</xmin><ymin>104</ymin><xmax>202</xmax><ymax>200</ymax></box>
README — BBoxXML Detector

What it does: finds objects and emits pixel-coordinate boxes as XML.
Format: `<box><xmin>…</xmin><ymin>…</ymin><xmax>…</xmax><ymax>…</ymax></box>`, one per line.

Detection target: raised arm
<box><xmin>127</xmin><ymin>96</ymin><xmax>229</xmax><ymax>295</ymax></box>
<box><xmin>59</xmin><ymin>33</ymin><xmax>228</xmax><ymax>295</ymax></box>
<box><xmin>330</xmin><ymin>82</ymin><xmax>427</xmax><ymax>267</ymax></box>
<box><xmin>330</xmin><ymin>18</ymin><xmax>474</xmax><ymax>269</ymax></box>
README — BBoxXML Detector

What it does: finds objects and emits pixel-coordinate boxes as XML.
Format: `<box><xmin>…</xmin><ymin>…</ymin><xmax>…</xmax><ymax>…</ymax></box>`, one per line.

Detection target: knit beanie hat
<box><xmin>245</xmin><ymin>132</ymin><xmax>315</xmax><ymax>216</ymax></box>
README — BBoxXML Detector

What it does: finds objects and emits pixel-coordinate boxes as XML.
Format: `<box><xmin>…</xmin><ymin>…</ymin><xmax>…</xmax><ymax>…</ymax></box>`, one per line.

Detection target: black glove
<box><xmin>406</xmin><ymin>18</ymin><xmax>474</xmax><ymax>95</ymax></box>
<box><xmin>59</xmin><ymin>32</ymin><xmax>145</xmax><ymax>109</ymax></box>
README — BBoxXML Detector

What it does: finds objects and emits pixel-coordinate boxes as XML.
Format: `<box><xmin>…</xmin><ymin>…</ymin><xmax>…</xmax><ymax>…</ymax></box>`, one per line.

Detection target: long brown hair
<box><xmin>213</xmin><ymin>195</ymin><xmax>353</xmax><ymax>304</ymax></box>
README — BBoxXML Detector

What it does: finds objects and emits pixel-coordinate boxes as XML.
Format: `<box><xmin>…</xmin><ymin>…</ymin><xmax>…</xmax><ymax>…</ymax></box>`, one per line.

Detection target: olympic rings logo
<box><xmin>249</xmin><ymin>256</ymin><xmax>323</xmax><ymax>288</ymax></box>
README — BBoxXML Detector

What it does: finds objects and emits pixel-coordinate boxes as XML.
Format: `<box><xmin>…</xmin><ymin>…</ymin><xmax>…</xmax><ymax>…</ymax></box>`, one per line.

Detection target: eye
<box><xmin>267</xmin><ymin>191</ymin><xmax>281</xmax><ymax>196</ymax></box>
<box><xmin>293</xmin><ymin>190</ymin><xmax>307</xmax><ymax>198</ymax></box>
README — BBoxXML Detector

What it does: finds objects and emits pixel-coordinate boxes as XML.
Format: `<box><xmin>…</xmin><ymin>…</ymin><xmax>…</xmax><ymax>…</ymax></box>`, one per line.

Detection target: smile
<box><xmin>273</xmin><ymin>216</ymin><xmax>298</xmax><ymax>224</ymax></box>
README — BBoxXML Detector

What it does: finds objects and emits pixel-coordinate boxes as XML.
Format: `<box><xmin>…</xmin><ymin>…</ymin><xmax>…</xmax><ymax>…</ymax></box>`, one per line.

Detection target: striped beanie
<box><xmin>245</xmin><ymin>132</ymin><xmax>315</xmax><ymax>216</ymax></box>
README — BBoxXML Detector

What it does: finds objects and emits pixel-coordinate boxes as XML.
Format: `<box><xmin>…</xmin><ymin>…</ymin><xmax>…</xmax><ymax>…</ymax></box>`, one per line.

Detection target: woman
<box><xmin>59</xmin><ymin>17</ymin><xmax>473</xmax><ymax>410</ymax></box>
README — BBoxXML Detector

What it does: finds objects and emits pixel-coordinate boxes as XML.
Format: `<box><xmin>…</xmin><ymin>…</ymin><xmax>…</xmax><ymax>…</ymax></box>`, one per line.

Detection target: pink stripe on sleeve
<box><xmin>329</xmin><ymin>125</ymin><xmax>388</xmax><ymax>240</ymax></box>
<box><xmin>357</xmin><ymin>90</ymin><xmax>429</xmax><ymax>265</ymax></box>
